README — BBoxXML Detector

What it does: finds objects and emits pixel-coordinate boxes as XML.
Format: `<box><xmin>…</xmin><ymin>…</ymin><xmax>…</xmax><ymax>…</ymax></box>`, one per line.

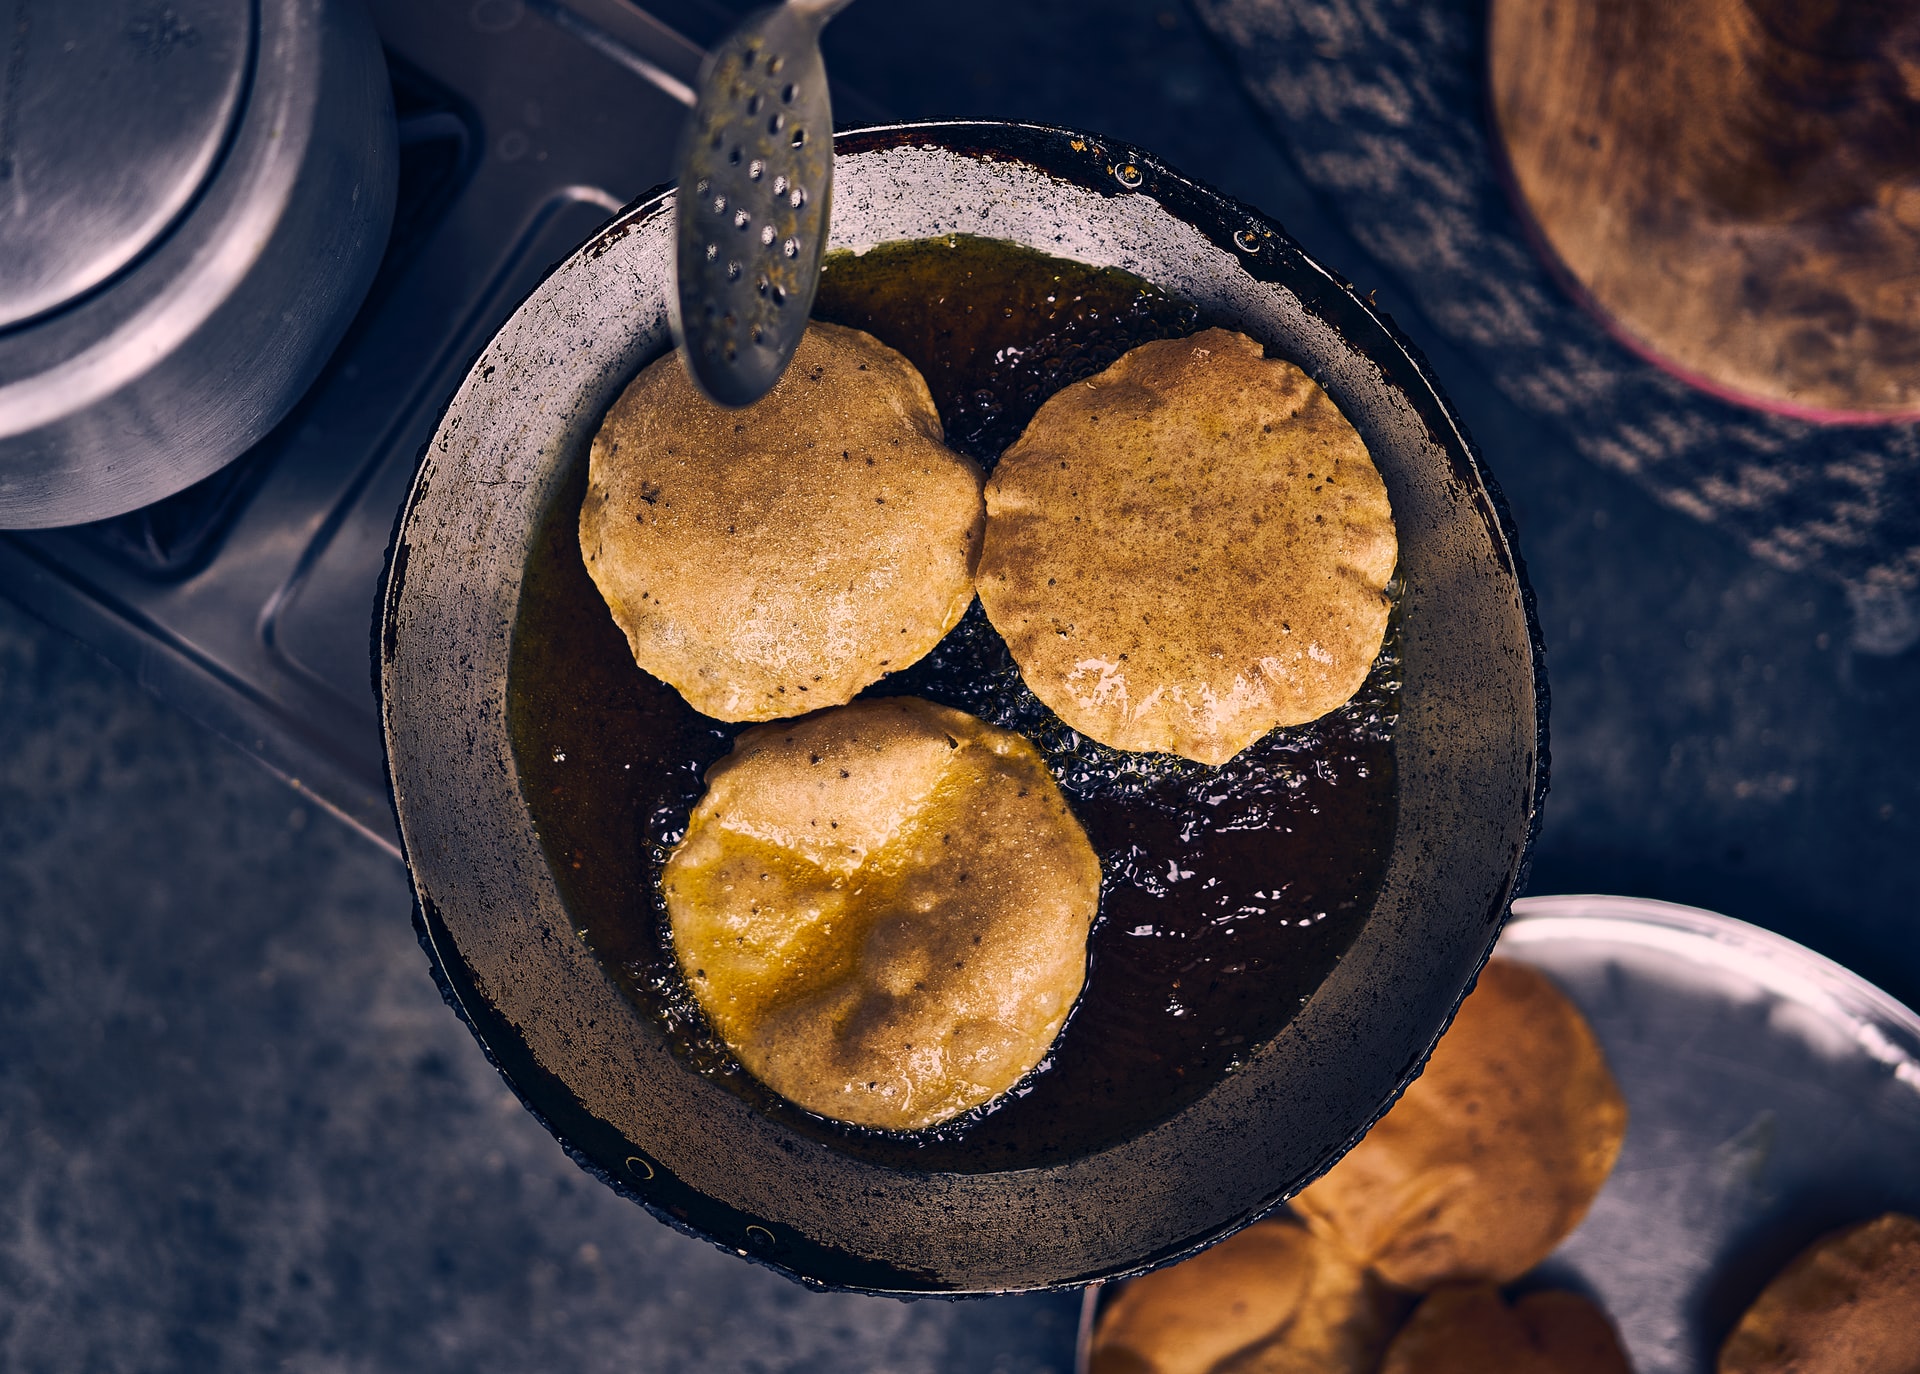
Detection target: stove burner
<box><xmin>78</xmin><ymin>57</ymin><xmax>479</xmax><ymax>583</ymax></box>
<box><xmin>0</xmin><ymin>0</ymin><xmax>764</xmax><ymax>846</ymax></box>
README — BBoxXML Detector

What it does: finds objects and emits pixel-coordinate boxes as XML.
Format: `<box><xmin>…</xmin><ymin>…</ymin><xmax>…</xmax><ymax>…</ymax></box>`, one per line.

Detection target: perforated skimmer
<box><xmin>671</xmin><ymin>0</ymin><xmax>856</xmax><ymax>407</ymax></box>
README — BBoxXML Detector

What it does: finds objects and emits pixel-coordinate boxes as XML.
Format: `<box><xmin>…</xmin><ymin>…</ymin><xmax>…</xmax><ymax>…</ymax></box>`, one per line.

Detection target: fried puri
<box><xmin>579</xmin><ymin>322</ymin><xmax>984</xmax><ymax>721</ymax></box>
<box><xmin>1380</xmin><ymin>1285</ymin><xmax>1632</xmax><ymax>1374</ymax></box>
<box><xmin>977</xmin><ymin>327</ymin><xmax>1396</xmax><ymax>766</ymax></box>
<box><xmin>1090</xmin><ymin>1219</ymin><xmax>1402</xmax><ymax>1374</ymax></box>
<box><xmin>661</xmin><ymin>696</ymin><xmax>1101</xmax><ymax>1131</ymax></box>
<box><xmin>1291</xmin><ymin>959</ymin><xmax>1627</xmax><ymax>1290</ymax></box>
<box><xmin>1719</xmin><ymin>1213</ymin><xmax>1920</xmax><ymax>1374</ymax></box>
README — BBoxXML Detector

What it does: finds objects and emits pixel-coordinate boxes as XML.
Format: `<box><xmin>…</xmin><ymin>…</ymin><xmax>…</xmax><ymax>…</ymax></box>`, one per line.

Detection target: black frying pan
<box><xmin>377</xmin><ymin>122</ymin><xmax>1546</xmax><ymax>1295</ymax></box>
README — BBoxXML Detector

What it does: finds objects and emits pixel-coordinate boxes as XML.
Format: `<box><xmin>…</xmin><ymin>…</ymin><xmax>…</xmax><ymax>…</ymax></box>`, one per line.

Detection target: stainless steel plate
<box><xmin>1500</xmin><ymin>894</ymin><xmax>1920</xmax><ymax>1373</ymax></box>
<box><xmin>1076</xmin><ymin>893</ymin><xmax>1920</xmax><ymax>1372</ymax></box>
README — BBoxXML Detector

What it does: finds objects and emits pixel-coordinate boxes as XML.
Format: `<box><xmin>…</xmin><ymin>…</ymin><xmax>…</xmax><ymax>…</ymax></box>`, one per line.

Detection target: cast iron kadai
<box><xmin>377</xmin><ymin>121</ymin><xmax>1548</xmax><ymax>1294</ymax></box>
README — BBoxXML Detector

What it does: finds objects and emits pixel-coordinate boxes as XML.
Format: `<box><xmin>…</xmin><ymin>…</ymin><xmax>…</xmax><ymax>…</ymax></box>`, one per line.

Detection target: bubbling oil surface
<box><xmin>506</xmin><ymin>235</ymin><xmax>1399</xmax><ymax>1169</ymax></box>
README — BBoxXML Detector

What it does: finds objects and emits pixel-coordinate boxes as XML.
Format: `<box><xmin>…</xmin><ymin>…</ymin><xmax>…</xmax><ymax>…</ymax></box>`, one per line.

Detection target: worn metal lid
<box><xmin>0</xmin><ymin>0</ymin><xmax>396</xmax><ymax>530</ymax></box>
<box><xmin>0</xmin><ymin>0</ymin><xmax>252</xmax><ymax>330</ymax></box>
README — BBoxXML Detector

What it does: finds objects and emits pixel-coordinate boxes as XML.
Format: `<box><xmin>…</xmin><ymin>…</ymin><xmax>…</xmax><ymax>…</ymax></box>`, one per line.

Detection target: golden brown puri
<box><xmin>1719</xmin><ymin>1213</ymin><xmax>1920</xmax><ymax>1374</ymax></box>
<box><xmin>1090</xmin><ymin>1219</ymin><xmax>1402</xmax><ymax>1374</ymax></box>
<box><xmin>662</xmin><ymin>696</ymin><xmax>1101</xmax><ymax>1131</ymax></box>
<box><xmin>1380</xmin><ymin>1285</ymin><xmax>1632</xmax><ymax>1374</ymax></box>
<box><xmin>579</xmin><ymin>321</ymin><xmax>984</xmax><ymax>722</ymax></box>
<box><xmin>1291</xmin><ymin>959</ymin><xmax>1627</xmax><ymax>1290</ymax></box>
<box><xmin>1209</xmin><ymin>1229</ymin><xmax>1407</xmax><ymax>1374</ymax></box>
<box><xmin>978</xmin><ymin>327</ymin><xmax>1395</xmax><ymax>766</ymax></box>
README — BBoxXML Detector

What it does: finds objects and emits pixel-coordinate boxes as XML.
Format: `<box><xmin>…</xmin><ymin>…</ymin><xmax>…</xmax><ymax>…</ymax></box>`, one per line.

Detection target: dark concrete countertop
<box><xmin>3</xmin><ymin>1</ymin><xmax>1915</xmax><ymax>1369</ymax></box>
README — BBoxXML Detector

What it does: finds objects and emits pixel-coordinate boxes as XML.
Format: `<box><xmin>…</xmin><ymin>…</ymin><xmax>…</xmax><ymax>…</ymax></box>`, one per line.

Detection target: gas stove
<box><xmin>0</xmin><ymin>0</ymin><xmax>882</xmax><ymax>851</ymax></box>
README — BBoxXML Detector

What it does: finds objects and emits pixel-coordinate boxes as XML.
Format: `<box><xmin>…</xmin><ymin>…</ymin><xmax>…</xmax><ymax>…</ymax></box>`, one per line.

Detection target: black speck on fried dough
<box><xmin>580</xmin><ymin>322</ymin><xmax>984</xmax><ymax>721</ymax></box>
<box><xmin>977</xmin><ymin>327</ymin><xmax>1395</xmax><ymax>765</ymax></box>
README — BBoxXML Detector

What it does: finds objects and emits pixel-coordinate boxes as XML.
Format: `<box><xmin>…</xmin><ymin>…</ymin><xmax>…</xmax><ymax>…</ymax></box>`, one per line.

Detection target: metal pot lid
<box><xmin>0</xmin><ymin>0</ymin><xmax>253</xmax><ymax>330</ymax></box>
<box><xmin>0</xmin><ymin>0</ymin><xmax>395</xmax><ymax>530</ymax></box>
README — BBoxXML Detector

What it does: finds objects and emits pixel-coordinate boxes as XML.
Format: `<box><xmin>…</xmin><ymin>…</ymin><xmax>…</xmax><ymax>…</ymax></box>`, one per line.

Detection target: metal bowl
<box><xmin>377</xmin><ymin>122</ymin><xmax>1545</xmax><ymax>1294</ymax></box>
<box><xmin>1076</xmin><ymin>895</ymin><xmax>1920</xmax><ymax>1371</ymax></box>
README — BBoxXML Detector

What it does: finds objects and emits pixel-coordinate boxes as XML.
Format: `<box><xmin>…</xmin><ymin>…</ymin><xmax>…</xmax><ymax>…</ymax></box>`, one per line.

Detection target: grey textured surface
<box><xmin>3</xmin><ymin>0</ymin><xmax>1918</xmax><ymax>1364</ymax></box>
<box><xmin>0</xmin><ymin>596</ymin><xmax>1077</xmax><ymax>1371</ymax></box>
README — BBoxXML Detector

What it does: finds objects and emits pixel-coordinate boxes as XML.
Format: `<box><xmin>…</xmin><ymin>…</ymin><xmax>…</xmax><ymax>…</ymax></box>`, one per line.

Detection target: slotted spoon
<box><xmin>671</xmin><ymin>0</ymin><xmax>856</xmax><ymax>408</ymax></box>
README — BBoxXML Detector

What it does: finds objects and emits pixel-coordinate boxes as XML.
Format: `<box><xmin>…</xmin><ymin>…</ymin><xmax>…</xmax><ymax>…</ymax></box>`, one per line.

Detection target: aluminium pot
<box><xmin>376</xmin><ymin>121</ymin><xmax>1547</xmax><ymax>1295</ymax></box>
<box><xmin>0</xmin><ymin>0</ymin><xmax>396</xmax><ymax>528</ymax></box>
